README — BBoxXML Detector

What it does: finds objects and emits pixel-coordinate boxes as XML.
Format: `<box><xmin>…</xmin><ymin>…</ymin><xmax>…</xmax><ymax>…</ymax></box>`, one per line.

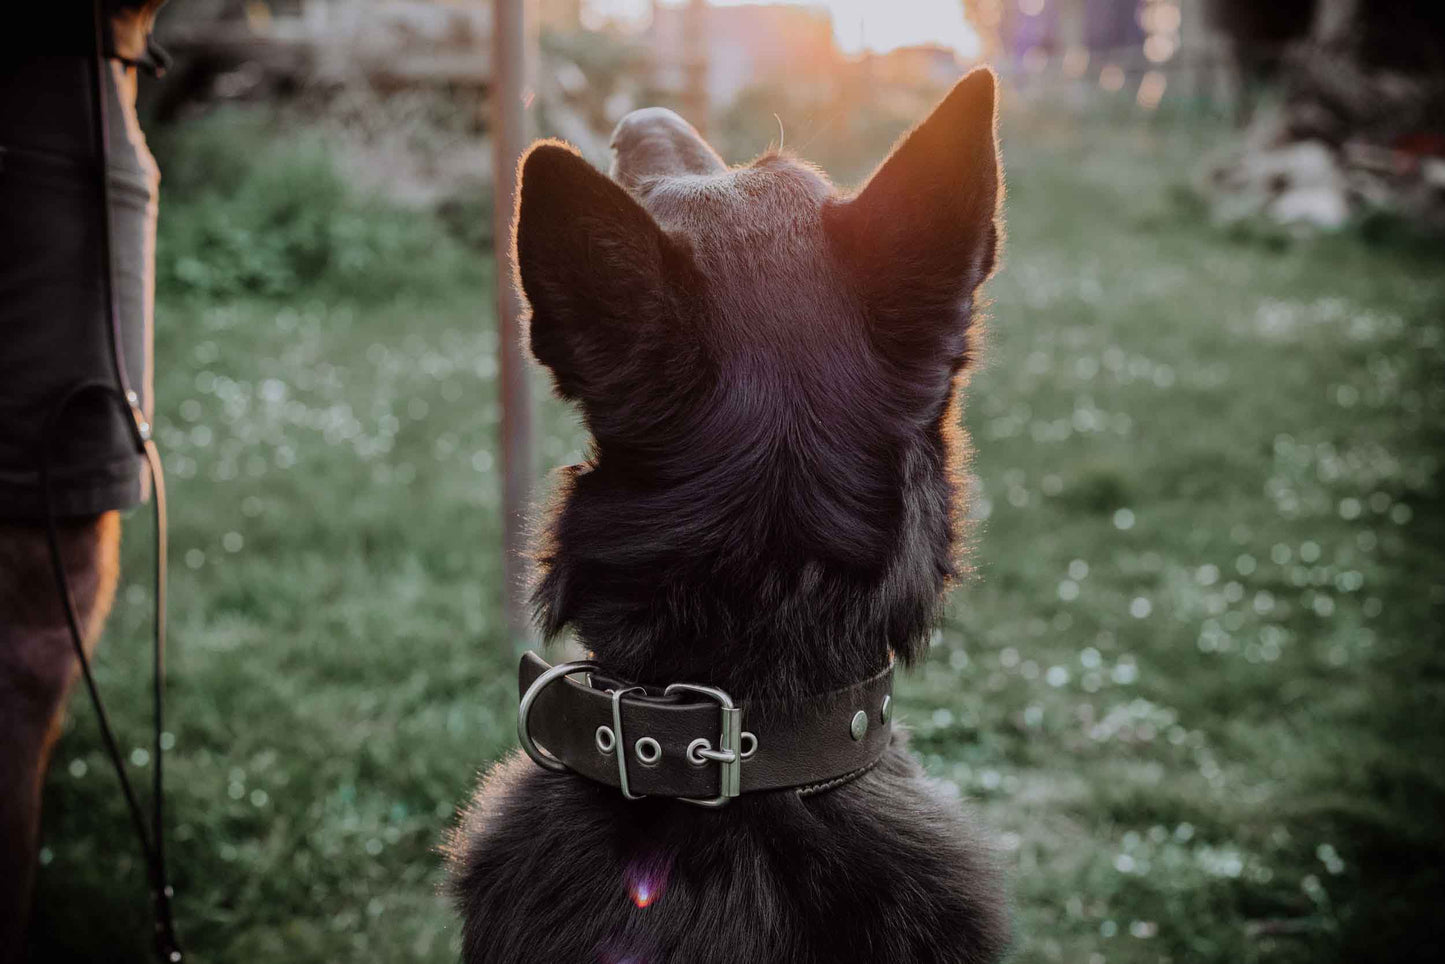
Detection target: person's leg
<box><xmin>0</xmin><ymin>511</ymin><xmax>120</xmax><ymax>962</ymax></box>
<box><xmin>0</xmin><ymin>9</ymin><xmax>164</xmax><ymax>955</ymax></box>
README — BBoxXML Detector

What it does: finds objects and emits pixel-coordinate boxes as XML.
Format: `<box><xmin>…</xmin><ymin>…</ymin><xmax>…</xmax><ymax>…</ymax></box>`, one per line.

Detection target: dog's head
<box><xmin>517</xmin><ymin>70</ymin><xmax>1002</xmax><ymax>696</ymax></box>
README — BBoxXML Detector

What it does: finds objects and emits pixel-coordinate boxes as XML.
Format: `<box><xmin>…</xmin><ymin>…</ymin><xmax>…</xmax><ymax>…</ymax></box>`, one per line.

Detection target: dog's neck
<box><xmin>531</xmin><ymin>426</ymin><xmax>961</xmax><ymax>702</ymax></box>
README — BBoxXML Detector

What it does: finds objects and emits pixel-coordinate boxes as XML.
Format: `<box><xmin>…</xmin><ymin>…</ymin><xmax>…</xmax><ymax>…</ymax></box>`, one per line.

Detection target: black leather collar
<box><xmin>517</xmin><ymin>652</ymin><xmax>895</xmax><ymax>806</ymax></box>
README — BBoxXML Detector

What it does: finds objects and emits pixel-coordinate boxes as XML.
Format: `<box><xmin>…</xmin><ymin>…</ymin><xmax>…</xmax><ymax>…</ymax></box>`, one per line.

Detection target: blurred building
<box><xmin>862</xmin><ymin>44</ymin><xmax>966</xmax><ymax>92</ymax></box>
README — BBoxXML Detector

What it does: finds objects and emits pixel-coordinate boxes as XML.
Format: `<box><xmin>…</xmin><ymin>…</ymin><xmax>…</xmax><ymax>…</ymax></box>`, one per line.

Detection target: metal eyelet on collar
<box><xmin>685</xmin><ymin>737</ymin><xmax>711</xmax><ymax>766</ymax></box>
<box><xmin>635</xmin><ymin>737</ymin><xmax>662</xmax><ymax>766</ymax></box>
<box><xmin>740</xmin><ymin>731</ymin><xmax>758</xmax><ymax>760</ymax></box>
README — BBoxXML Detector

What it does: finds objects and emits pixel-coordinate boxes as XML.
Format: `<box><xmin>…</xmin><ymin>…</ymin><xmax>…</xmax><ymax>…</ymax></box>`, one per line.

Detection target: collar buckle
<box><xmin>663</xmin><ymin>683</ymin><xmax>742</xmax><ymax>808</ymax></box>
<box><xmin>517</xmin><ymin>662</ymin><xmax>747</xmax><ymax>808</ymax></box>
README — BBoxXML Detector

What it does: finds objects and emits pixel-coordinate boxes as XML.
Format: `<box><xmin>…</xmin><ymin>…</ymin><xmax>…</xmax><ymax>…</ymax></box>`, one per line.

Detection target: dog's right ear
<box><xmin>515</xmin><ymin>141</ymin><xmax>683</xmax><ymax>404</ymax></box>
<box><xmin>823</xmin><ymin>69</ymin><xmax>1001</xmax><ymax>378</ymax></box>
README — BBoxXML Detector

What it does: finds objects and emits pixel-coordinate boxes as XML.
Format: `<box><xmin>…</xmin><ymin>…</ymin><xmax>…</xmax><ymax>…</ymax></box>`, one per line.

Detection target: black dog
<box><xmin>449</xmin><ymin>69</ymin><xmax>1008</xmax><ymax>964</ymax></box>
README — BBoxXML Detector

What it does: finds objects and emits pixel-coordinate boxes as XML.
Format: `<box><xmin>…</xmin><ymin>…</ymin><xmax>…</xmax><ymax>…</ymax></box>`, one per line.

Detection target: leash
<box><xmin>29</xmin><ymin>2</ymin><xmax>183</xmax><ymax>958</ymax></box>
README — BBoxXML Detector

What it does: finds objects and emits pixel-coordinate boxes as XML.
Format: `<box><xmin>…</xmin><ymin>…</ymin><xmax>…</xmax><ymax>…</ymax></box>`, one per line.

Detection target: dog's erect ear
<box><xmin>515</xmin><ymin>141</ymin><xmax>685</xmax><ymax>404</ymax></box>
<box><xmin>824</xmin><ymin>68</ymin><xmax>1001</xmax><ymax>367</ymax></box>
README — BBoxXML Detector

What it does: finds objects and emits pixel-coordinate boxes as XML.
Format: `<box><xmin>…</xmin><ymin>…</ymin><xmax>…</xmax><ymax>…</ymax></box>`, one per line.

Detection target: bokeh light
<box><xmin>623</xmin><ymin>852</ymin><xmax>673</xmax><ymax>911</ymax></box>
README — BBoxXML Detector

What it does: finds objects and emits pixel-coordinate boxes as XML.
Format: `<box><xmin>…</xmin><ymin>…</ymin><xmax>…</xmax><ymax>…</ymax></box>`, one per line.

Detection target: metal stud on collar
<box><xmin>849</xmin><ymin>710</ymin><xmax>868</xmax><ymax>741</ymax></box>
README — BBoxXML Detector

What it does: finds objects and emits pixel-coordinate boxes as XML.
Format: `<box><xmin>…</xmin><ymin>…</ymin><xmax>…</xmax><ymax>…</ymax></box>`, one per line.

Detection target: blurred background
<box><xmin>31</xmin><ymin>1</ymin><xmax>1444</xmax><ymax>961</ymax></box>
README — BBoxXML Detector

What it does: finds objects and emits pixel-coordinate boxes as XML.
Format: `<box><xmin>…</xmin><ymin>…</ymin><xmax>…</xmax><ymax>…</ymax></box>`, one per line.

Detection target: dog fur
<box><xmin>449</xmin><ymin>69</ymin><xmax>1008</xmax><ymax>964</ymax></box>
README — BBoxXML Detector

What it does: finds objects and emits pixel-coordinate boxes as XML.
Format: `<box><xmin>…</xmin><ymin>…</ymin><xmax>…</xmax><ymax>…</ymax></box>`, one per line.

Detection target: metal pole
<box><xmin>492</xmin><ymin>0</ymin><xmax>534</xmax><ymax>648</ymax></box>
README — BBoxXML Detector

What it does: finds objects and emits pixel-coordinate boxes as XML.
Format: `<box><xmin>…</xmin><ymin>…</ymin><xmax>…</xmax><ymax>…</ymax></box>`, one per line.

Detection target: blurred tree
<box><xmin>1205</xmin><ymin>0</ymin><xmax>1317</xmax><ymax>91</ymax></box>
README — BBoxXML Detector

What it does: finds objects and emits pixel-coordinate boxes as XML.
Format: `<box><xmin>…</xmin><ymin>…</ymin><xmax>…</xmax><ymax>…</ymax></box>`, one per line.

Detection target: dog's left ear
<box><xmin>515</xmin><ymin>140</ymin><xmax>689</xmax><ymax>408</ymax></box>
<box><xmin>824</xmin><ymin>68</ymin><xmax>1001</xmax><ymax>368</ymax></box>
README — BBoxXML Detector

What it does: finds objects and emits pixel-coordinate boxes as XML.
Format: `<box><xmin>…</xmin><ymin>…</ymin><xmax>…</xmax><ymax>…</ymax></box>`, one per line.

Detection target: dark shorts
<box><xmin>0</xmin><ymin>53</ymin><xmax>157</xmax><ymax>521</ymax></box>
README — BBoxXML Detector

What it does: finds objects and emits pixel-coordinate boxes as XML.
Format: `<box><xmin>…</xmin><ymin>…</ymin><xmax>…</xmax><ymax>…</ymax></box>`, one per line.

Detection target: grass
<box><xmin>29</xmin><ymin>104</ymin><xmax>1445</xmax><ymax>963</ymax></box>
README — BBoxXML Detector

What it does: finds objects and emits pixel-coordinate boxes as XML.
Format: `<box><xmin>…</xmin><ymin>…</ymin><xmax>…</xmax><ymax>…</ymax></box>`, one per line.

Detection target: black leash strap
<box><xmin>38</xmin><ymin>390</ymin><xmax>179</xmax><ymax>962</ymax></box>
<box><xmin>29</xmin><ymin>2</ymin><xmax>183</xmax><ymax>958</ymax></box>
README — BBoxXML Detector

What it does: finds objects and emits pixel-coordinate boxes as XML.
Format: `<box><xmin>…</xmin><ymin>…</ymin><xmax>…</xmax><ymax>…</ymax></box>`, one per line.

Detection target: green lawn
<box><xmin>31</xmin><ymin>106</ymin><xmax>1445</xmax><ymax>963</ymax></box>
